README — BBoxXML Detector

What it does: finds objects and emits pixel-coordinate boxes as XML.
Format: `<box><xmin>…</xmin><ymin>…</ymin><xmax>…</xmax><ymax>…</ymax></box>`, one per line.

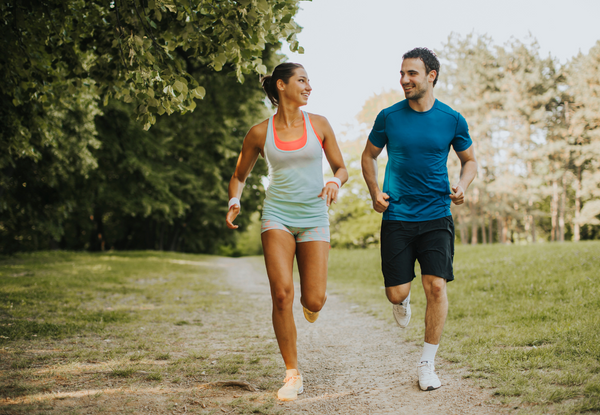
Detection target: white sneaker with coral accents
<box><xmin>277</xmin><ymin>369</ymin><xmax>304</xmax><ymax>401</ymax></box>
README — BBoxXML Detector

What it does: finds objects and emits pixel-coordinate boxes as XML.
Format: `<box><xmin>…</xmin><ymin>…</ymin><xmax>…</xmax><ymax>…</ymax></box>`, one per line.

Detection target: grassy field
<box><xmin>2</xmin><ymin>243</ymin><xmax>599</xmax><ymax>414</ymax></box>
<box><xmin>0</xmin><ymin>251</ymin><xmax>282</xmax><ymax>414</ymax></box>
<box><xmin>327</xmin><ymin>241</ymin><xmax>600</xmax><ymax>415</ymax></box>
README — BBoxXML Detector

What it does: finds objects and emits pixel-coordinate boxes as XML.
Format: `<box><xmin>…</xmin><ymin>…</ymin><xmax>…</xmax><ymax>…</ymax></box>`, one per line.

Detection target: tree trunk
<box><xmin>90</xmin><ymin>209</ymin><xmax>105</xmax><ymax>251</ymax></box>
<box><xmin>481</xmin><ymin>216</ymin><xmax>487</xmax><ymax>244</ymax></box>
<box><xmin>489</xmin><ymin>215</ymin><xmax>494</xmax><ymax>243</ymax></box>
<box><xmin>551</xmin><ymin>179</ymin><xmax>559</xmax><ymax>242</ymax></box>
<box><xmin>159</xmin><ymin>224</ymin><xmax>165</xmax><ymax>251</ymax></box>
<box><xmin>470</xmin><ymin>189</ymin><xmax>479</xmax><ymax>245</ymax></box>
<box><xmin>170</xmin><ymin>224</ymin><xmax>182</xmax><ymax>251</ymax></box>
<box><xmin>471</xmin><ymin>219</ymin><xmax>478</xmax><ymax>245</ymax></box>
<box><xmin>559</xmin><ymin>173</ymin><xmax>567</xmax><ymax>242</ymax></box>
<box><xmin>457</xmin><ymin>210</ymin><xmax>468</xmax><ymax>244</ymax></box>
<box><xmin>531</xmin><ymin>214</ymin><xmax>536</xmax><ymax>243</ymax></box>
<box><xmin>502</xmin><ymin>217</ymin><xmax>509</xmax><ymax>244</ymax></box>
<box><xmin>574</xmin><ymin>165</ymin><xmax>582</xmax><ymax>242</ymax></box>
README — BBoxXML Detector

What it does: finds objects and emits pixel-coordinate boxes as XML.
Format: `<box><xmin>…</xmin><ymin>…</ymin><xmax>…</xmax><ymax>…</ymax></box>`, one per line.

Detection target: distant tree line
<box><xmin>0</xmin><ymin>0</ymin><xmax>302</xmax><ymax>254</ymax></box>
<box><xmin>330</xmin><ymin>35</ymin><xmax>600</xmax><ymax>247</ymax></box>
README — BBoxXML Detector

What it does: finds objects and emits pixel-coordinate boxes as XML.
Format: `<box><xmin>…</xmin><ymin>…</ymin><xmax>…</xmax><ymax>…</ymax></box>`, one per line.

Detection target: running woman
<box><xmin>226</xmin><ymin>62</ymin><xmax>348</xmax><ymax>402</ymax></box>
<box><xmin>362</xmin><ymin>48</ymin><xmax>477</xmax><ymax>391</ymax></box>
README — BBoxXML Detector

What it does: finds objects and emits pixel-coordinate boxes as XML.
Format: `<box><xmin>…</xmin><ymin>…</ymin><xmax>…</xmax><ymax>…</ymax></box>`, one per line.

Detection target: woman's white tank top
<box><xmin>262</xmin><ymin>111</ymin><xmax>328</xmax><ymax>227</ymax></box>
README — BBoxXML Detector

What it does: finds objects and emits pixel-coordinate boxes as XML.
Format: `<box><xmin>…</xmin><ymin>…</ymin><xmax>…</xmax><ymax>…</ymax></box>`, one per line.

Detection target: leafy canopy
<box><xmin>0</xmin><ymin>0</ymin><xmax>304</xmax><ymax>157</ymax></box>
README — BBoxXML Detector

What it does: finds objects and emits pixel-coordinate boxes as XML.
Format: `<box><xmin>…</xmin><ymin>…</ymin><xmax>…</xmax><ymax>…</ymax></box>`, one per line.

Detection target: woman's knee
<box><xmin>302</xmin><ymin>293</ymin><xmax>326</xmax><ymax>312</ymax></box>
<box><xmin>272</xmin><ymin>288</ymin><xmax>294</xmax><ymax>311</ymax></box>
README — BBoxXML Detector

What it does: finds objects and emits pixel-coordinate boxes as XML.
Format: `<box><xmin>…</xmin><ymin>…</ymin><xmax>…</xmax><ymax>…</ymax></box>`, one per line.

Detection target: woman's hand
<box><xmin>318</xmin><ymin>182</ymin><xmax>340</xmax><ymax>207</ymax></box>
<box><xmin>226</xmin><ymin>205</ymin><xmax>241</xmax><ymax>229</ymax></box>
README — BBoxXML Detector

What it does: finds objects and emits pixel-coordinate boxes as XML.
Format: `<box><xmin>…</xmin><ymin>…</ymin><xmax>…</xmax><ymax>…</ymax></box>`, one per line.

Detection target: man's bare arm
<box><xmin>361</xmin><ymin>140</ymin><xmax>389</xmax><ymax>213</ymax></box>
<box><xmin>450</xmin><ymin>146</ymin><xmax>478</xmax><ymax>205</ymax></box>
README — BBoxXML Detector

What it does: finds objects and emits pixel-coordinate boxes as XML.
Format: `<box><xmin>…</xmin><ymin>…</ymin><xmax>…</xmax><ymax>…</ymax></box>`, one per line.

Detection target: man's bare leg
<box><xmin>422</xmin><ymin>274</ymin><xmax>448</xmax><ymax>345</ymax></box>
<box><xmin>386</xmin><ymin>283</ymin><xmax>412</xmax><ymax>327</ymax></box>
<box><xmin>417</xmin><ymin>273</ymin><xmax>448</xmax><ymax>390</ymax></box>
<box><xmin>385</xmin><ymin>283</ymin><xmax>411</xmax><ymax>304</ymax></box>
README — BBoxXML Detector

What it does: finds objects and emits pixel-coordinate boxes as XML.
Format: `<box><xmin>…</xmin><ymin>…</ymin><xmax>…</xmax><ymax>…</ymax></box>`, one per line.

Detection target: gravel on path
<box><xmin>220</xmin><ymin>256</ymin><xmax>504</xmax><ymax>415</ymax></box>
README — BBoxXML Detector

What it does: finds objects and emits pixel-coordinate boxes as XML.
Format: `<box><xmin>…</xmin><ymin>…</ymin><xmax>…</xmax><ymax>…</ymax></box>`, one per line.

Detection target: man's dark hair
<box><xmin>402</xmin><ymin>47</ymin><xmax>440</xmax><ymax>87</ymax></box>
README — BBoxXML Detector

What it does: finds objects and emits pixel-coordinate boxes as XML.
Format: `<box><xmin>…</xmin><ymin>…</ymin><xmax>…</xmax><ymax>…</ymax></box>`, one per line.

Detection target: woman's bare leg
<box><xmin>262</xmin><ymin>230</ymin><xmax>298</xmax><ymax>369</ymax></box>
<box><xmin>296</xmin><ymin>241</ymin><xmax>329</xmax><ymax>312</ymax></box>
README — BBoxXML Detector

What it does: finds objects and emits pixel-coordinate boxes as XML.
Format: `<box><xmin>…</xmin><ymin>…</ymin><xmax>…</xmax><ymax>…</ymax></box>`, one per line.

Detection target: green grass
<box><xmin>0</xmin><ymin>251</ymin><xmax>224</xmax><ymax>341</ymax></box>
<box><xmin>328</xmin><ymin>241</ymin><xmax>600</xmax><ymax>415</ymax></box>
<box><xmin>0</xmin><ymin>251</ymin><xmax>281</xmax><ymax>414</ymax></box>
<box><xmin>4</xmin><ymin>244</ymin><xmax>598</xmax><ymax>414</ymax></box>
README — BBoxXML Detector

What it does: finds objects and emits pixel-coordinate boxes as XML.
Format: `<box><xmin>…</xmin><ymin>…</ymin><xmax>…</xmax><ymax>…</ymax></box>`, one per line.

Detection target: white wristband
<box><xmin>326</xmin><ymin>177</ymin><xmax>342</xmax><ymax>188</ymax></box>
<box><xmin>228</xmin><ymin>197</ymin><xmax>240</xmax><ymax>210</ymax></box>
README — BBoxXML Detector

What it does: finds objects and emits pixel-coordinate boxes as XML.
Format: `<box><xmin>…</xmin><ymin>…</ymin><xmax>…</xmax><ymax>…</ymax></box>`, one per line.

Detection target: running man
<box><xmin>226</xmin><ymin>63</ymin><xmax>348</xmax><ymax>401</ymax></box>
<box><xmin>361</xmin><ymin>47</ymin><xmax>477</xmax><ymax>391</ymax></box>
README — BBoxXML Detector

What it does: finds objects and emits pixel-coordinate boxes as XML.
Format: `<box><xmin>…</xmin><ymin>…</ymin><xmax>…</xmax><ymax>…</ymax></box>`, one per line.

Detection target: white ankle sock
<box><xmin>420</xmin><ymin>342</ymin><xmax>439</xmax><ymax>363</ymax></box>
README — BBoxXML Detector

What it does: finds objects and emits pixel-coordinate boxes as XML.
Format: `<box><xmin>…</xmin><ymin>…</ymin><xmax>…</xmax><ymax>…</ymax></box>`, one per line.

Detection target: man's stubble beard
<box><xmin>405</xmin><ymin>82</ymin><xmax>428</xmax><ymax>101</ymax></box>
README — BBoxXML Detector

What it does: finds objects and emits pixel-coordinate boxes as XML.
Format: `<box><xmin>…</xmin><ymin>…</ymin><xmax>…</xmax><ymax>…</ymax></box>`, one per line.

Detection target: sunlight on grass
<box><xmin>0</xmin><ymin>251</ymin><xmax>281</xmax><ymax>414</ymax></box>
<box><xmin>0</xmin><ymin>251</ymin><xmax>229</xmax><ymax>341</ymax></box>
<box><xmin>328</xmin><ymin>241</ymin><xmax>600</xmax><ymax>415</ymax></box>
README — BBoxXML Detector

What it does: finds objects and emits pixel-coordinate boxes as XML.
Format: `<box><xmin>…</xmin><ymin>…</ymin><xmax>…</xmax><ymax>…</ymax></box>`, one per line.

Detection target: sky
<box><xmin>283</xmin><ymin>0</ymin><xmax>600</xmax><ymax>141</ymax></box>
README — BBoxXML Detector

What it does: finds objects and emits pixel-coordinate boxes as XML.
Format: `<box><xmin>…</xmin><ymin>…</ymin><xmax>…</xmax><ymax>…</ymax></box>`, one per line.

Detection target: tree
<box><xmin>437</xmin><ymin>34</ymin><xmax>566</xmax><ymax>244</ymax></box>
<box><xmin>329</xmin><ymin>91</ymin><xmax>401</xmax><ymax>248</ymax></box>
<box><xmin>0</xmin><ymin>0</ymin><xmax>303</xmax><ymax>253</ymax></box>
<box><xmin>0</xmin><ymin>88</ymin><xmax>102</xmax><ymax>251</ymax></box>
<box><xmin>567</xmin><ymin>40</ymin><xmax>600</xmax><ymax>238</ymax></box>
<box><xmin>436</xmin><ymin>33</ymin><xmax>503</xmax><ymax>244</ymax></box>
<box><xmin>496</xmin><ymin>38</ymin><xmax>561</xmax><ymax>243</ymax></box>
<box><xmin>1</xmin><ymin>56</ymin><xmax>274</xmax><ymax>253</ymax></box>
<box><xmin>0</xmin><ymin>0</ymin><xmax>304</xmax><ymax>170</ymax></box>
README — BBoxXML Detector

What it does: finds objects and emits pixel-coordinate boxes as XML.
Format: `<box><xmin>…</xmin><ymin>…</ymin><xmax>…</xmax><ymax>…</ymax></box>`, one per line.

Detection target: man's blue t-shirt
<box><xmin>368</xmin><ymin>99</ymin><xmax>472</xmax><ymax>222</ymax></box>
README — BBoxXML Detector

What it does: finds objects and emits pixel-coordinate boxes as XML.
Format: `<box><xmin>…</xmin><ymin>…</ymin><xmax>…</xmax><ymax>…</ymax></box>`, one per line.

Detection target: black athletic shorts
<box><xmin>380</xmin><ymin>215</ymin><xmax>455</xmax><ymax>287</ymax></box>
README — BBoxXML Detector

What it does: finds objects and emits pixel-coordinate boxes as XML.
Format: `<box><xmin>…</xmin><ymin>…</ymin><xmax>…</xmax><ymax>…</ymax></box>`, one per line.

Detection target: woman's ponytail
<box><xmin>261</xmin><ymin>63</ymin><xmax>304</xmax><ymax>107</ymax></box>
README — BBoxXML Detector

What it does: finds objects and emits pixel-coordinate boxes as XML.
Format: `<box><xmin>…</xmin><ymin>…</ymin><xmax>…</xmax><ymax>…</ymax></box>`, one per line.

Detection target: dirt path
<box><xmin>220</xmin><ymin>256</ymin><xmax>503</xmax><ymax>415</ymax></box>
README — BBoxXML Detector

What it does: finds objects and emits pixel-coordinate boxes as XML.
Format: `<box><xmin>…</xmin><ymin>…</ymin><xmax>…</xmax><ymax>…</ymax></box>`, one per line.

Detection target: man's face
<box><xmin>400</xmin><ymin>58</ymin><xmax>434</xmax><ymax>101</ymax></box>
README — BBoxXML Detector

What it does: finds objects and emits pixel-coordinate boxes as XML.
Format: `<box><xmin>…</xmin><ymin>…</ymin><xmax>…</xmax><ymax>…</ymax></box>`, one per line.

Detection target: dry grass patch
<box><xmin>0</xmin><ymin>251</ymin><xmax>283</xmax><ymax>414</ymax></box>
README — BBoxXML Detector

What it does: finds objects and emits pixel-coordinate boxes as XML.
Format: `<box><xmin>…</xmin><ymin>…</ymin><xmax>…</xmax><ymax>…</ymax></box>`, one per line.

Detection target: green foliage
<box><xmin>0</xmin><ymin>0</ymin><xmax>303</xmax><ymax>254</ymax></box>
<box><xmin>0</xmin><ymin>0</ymin><xmax>303</xmax><ymax>139</ymax></box>
<box><xmin>356</xmin><ymin>89</ymin><xmax>403</xmax><ymax>126</ymax></box>
<box><xmin>329</xmin><ymin>156</ymin><xmax>383</xmax><ymax>248</ymax></box>
<box><xmin>436</xmin><ymin>34</ymin><xmax>566</xmax><ymax>243</ymax></box>
<box><xmin>329</xmin><ymin>92</ymin><xmax>400</xmax><ymax>248</ymax></box>
<box><xmin>328</xmin><ymin>242</ymin><xmax>600</xmax><ymax>414</ymax></box>
<box><xmin>568</xmin><ymin>41</ymin><xmax>600</xmax><ymax>226</ymax></box>
<box><xmin>1</xmin><ymin>47</ymin><xmax>277</xmax><ymax>253</ymax></box>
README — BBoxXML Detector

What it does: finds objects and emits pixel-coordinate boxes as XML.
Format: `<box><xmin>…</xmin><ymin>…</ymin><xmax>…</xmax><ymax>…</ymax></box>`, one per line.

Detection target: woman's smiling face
<box><xmin>279</xmin><ymin>67</ymin><xmax>312</xmax><ymax>106</ymax></box>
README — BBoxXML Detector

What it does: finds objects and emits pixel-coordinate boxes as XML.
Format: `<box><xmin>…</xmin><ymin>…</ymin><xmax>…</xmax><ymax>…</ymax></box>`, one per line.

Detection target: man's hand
<box><xmin>374</xmin><ymin>192</ymin><xmax>390</xmax><ymax>213</ymax></box>
<box><xmin>449</xmin><ymin>184</ymin><xmax>465</xmax><ymax>205</ymax></box>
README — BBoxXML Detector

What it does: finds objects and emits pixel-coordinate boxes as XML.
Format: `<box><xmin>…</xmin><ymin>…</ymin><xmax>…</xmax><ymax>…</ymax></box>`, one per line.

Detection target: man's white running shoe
<box><xmin>392</xmin><ymin>292</ymin><xmax>411</xmax><ymax>328</ymax></box>
<box><xmin>417</xmin><ymin>361</ymin><xmax>441</xmax><ymax>391</ymax></box>
<box><xmin>277</xmin><ymin>369</ymin><xmax>304</xmax><ymax>401</ymax></box>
